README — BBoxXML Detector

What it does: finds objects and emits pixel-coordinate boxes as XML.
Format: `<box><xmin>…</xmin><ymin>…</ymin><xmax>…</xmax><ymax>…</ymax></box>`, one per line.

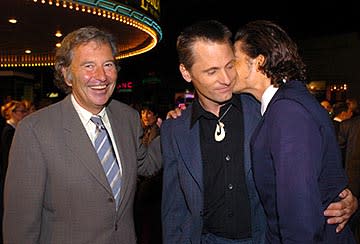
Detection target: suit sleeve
<box><xmin>268</xmin><ymin>99</ymin><xmax>324</xmax><ymax>243</ymax></box>
<box><xmin>3</xmin><ymin>121</ymin><xmax>46</xmax><ymax>244</ymax></box>
<box><xmin>160</xmin><ymin>120</ymin><xmax>188</xmax><ymax>243</ymax></box>
<box><xmin>135</xmin><ymin>111</ymin><xmax>162</xmax><ymax>176</ymax></box>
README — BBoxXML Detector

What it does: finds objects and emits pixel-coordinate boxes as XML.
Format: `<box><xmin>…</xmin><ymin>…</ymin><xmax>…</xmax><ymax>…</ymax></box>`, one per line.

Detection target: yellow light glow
<box><xmin>55</xmin><ymin>30</ymin><xmax>62</xmax><ymax>37</ymax></box>
<box><xmin>1</xmin><ymin>0</ymin><xmax>161</xmax><ymax>67</ymax></box>
<box><xmin>8</xmin><ymin>18</ymin><xmax>17</xmax><ymax>24</ymax></box>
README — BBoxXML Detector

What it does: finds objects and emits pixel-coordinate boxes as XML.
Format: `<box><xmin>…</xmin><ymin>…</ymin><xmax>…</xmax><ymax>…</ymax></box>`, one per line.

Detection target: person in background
<box><xmin>332</xmin><ymin>101</ymin><xmax>353</xmax><ymax>137</ymax></box>
<box><xmin>134</xmin><ymin>105</ymin><xmax>162</xmax><ymax>244</ymax></box>
<box><xmin>321</xmin><ymin>99</ymin><xmax>334</xmax><ymax>118</ymax></box>
<box><xmin>3</xmin><ymin>26</ymin><xmax>161</xmax><ymax>244</ymax></box>
<box><xmin>0</xmin><ymin>100</ymin><xmax>28</xmax><ymax>180</ymax></box>
<box><xmin>140</xmin><ymin>105</ymin><xmax>161</xmax><ymax>146</ymax></box>
<box><xmin>338</xmin><ymin>112</ymin><xmax>360</xmax><ymax>243</ymax></box>
<box><xmin>22</xmin><ymin>99</ymin><xmax>36</xmax><ymax>115</ymax></box>
<box><xmin>0</xmin><ymin>100</ymin><xmax>28</xmax><ymax>244</ymax></box>
<box><xmin>346</xmin><ymin>98</ymin><xmax>360</xmax><ymax>118</ymax></box>
<box><xmin>233</xmin><ymin>19</ymin><xmax>355</xmax><ymax>243</ymax></box>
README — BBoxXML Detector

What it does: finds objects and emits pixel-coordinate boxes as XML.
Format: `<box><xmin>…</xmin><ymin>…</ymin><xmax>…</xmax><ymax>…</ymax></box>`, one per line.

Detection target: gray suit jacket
<box><xmin>3</xmin><ymin>95</ymin><xmax>161</xmax><ymax>244</ymax></box>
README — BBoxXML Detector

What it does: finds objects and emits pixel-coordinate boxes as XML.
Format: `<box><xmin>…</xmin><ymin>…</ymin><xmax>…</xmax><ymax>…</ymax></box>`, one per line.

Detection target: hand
<box><xmin>166</xmin><ymin>106</ymin><xmax>186</xmax><ymax>119</ymax></box>
<box><xmin>324</xmin><ymin>188</ymin><xmax>358</xmax><ymax>232</ymax></box>
<box><xmin>156</xmin><ymin>117</ymin><xmax>163</xmax><ymax>128</ymax></box>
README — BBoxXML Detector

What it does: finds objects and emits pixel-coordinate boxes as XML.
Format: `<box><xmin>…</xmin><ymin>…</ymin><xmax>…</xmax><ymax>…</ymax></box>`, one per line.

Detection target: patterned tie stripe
<box><xmin>91</xmin><ymin>116</ymin><xmax>121</xmax><ymax>208</ymax></box>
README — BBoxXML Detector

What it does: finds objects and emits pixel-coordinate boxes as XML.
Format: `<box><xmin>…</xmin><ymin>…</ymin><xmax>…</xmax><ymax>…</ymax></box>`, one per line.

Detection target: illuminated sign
<box><xmin>114</xmin><ymin>0</ymin><xmax>160</xmax><ymax>21</ymax></box>
<box><xmin>116</xmin><ymin>81</ymin><xmax>133</xmax><ymax>92</ymax></box>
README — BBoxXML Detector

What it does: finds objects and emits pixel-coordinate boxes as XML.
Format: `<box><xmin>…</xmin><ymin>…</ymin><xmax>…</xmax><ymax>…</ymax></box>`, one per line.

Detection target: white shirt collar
<box><xmin>261</xmin><ymin>85</ymin><xmax>279</xmax><ymax>115</ymax></box>
<box><xmin>70</xmin><ymin>94</ymin><xmax>106</xmax><ymax>125</ymax></box>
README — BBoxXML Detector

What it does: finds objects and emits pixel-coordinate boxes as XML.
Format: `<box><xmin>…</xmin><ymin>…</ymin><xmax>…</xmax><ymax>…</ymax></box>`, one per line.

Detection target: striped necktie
<box><xmin>91</xmin><ymin>116</ymin><xmax>121</xmax><ymax>209</ymax></box>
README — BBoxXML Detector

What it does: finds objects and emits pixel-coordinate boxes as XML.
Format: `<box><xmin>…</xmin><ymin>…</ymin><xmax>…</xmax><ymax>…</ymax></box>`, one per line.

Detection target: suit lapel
<box><xmin>62</xmin><ymin>95</ymin><xmax>112</xmax><ymax>195</ymax></box>
<box><xmin>240</xmin><ymin>94</ymin><xmax>262</xmax><ymax>175</ymax></box>
<box><xmin>176</xmin><ymin>109</ymin><xmax>203</xmax><ymax>192</ymax></box>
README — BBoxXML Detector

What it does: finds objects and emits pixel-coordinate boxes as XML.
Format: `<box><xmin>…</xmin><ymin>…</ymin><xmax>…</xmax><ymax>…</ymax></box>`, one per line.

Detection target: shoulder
<box><xmin>273</xmin><ymin>81</ymin><xmax>328</xmax><ymax>122</ymax></box>
<box><xmin>107</xmin><ymin>99</ymin><xmax>139</xmax><ymax>119</ymax></box>
<box><xmin>19</xmin><ymin>99</ymin><xmax>63</xmax><ymax>128</ymax></box>
<box><xmin>236</xmin><ymin>93</ymin><xmax>260</xmax><ymax>106</ymax></box>
<box><xmin>341</xmin><ymin>116</ymin><xmax>360</xmax><ymax>130</ymax></box>
<box><xmin>161</xmin><ymin>105</ymin><xmax>193</xmax><ymax>131</ymax></box>
<box><xmin>234</xmin><ymin>93</ymin><xmax>261</xmax><ymax>122</ymax></box>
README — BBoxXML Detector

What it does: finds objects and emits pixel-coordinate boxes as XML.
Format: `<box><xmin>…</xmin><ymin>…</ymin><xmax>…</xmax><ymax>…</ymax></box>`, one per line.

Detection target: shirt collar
<box><xmin>70</xmin><ymin>94</ymin><xmax>107</xmax><ymax>126</ymax></box>
<box><xmin>261</xmin><ymin>85</ymin><xmax>279</xmax><ymax>115</ymax></box>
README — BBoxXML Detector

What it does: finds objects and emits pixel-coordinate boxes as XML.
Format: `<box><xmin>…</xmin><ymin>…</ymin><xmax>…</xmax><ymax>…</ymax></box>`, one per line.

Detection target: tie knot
<box><xmin>91</xmin><ymin>116</ymin><xmax>104</xmax><ymax>130</ymax></box>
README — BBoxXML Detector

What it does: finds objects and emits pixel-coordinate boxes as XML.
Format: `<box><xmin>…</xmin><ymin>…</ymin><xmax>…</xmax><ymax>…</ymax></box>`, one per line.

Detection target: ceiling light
<box><xmin>25</xmin><ymin>50</ymin><xmax>31</xmax><ymax>54</ymax></box>
<box><xmin>55</xmin><ymin>30</ymin><xmax>62</xmax><ymax>37</ymax></box>
<box><xmin>8</xmin><ymin>18</ymin><xmax>17</xmax><ymax>24</ymax></box>
<box><xmin>56</xmin><ymin>42</ymin><xmax>61</xmax><ymax>48</ymax></box>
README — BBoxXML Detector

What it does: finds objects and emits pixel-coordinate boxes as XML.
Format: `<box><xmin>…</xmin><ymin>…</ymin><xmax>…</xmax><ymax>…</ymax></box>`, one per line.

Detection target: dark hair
<box><xmin>141</xmin><ymin>104</ymin><xmax>158</xmax><ymax>116</ymax></box>
<box><xmin>234</xmin><ymin>20</ymin><xmax>306</xmax><ymax>85</ymax></box>
<box><xmin>1</xmin><ymin>100</ymin><xmax>24</xmax><ymax>119</ymax></box>
<box><xmin>177</xmin><ymin>20</ymin><xmax>233</xmax><ymax>69</ymax></box>
<box><xmin>333</xmin><ymin>101</ymin><xmax>349</xmax><ymax>117</ymax></box>
<box><xmin>54</xmin><ymin>26</ymin><xmax>118</xmax><ymax>94</ymax></box>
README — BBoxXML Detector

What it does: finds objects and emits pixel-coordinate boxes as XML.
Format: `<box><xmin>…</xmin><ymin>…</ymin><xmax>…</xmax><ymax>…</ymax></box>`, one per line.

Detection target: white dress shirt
<box><xmin>261</xmin><ymin>85</ymin><xmax>279</xmax><ymax>116</ymax></box>
<box><xmin>71</xmin><ymin>94</ymin><xmax>122</xmax><ymax>175</ymax></box>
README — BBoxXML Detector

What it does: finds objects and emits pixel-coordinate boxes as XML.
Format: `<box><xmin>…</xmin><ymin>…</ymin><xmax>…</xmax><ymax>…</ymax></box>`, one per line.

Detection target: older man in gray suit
<box><xmin>3</xmin><ymin>26</ymin><xmax>161</xmax><ymax>244</ymax></box>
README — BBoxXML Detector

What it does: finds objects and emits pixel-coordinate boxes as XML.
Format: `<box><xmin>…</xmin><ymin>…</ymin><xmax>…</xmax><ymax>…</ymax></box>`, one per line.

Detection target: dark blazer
<box><xmin>251</xmin><ymin>80</ymin><xmax>355</xmax><ymax>243</ymax></box>
<box><xmin>338</xmin><ymin>116</ymin><xmax>360</xmax><ymax>243</ymax></box>
<box><xmin>160</xmin><ymin>93</ymin><xmax>266</xmax><ymax>244</ymax></box>
<box><xmin>338</xmin><ymin>116</ymin><xmax>360</xmax><ymax>198</ymax></box>
<box><xmin>3</xmin><ymin>95</ymin><xmax>161</xmax><ymax>244</ymax></box>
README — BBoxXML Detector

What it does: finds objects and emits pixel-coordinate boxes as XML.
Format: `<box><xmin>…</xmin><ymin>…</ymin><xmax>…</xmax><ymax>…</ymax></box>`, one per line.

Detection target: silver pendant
<box><xmin>214</xmin><ymin>122</ymin><xmax>225</xmax><ymax>142</ymax></box>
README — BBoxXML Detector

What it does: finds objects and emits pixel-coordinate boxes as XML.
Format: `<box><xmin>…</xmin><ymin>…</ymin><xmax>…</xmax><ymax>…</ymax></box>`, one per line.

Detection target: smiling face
<box><xmin>62</xmin><ymin>40</ymin><xmax>117</xmax><ymax>114</ymax></box>
<box><xmin>179</xmin><ymin>40</ymin><xmax>237</xmax><ymax>115</ymax></box>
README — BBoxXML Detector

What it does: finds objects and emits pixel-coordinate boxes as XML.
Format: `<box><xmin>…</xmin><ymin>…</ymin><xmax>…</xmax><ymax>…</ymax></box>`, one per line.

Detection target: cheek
<box><xmin>83</xmin><ymin>73</ymin><xmax>92</xmax><ymax>81</ymax></box>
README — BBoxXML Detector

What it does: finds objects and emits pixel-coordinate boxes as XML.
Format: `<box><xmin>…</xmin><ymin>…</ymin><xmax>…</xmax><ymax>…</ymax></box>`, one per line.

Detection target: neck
<box><xmin>198</xmin><ymin>99</ymin><xmax>230</xmax><ymax>117</ymax></box>
<box><xmin>7</xmin><ymin>119</ymin><xmax>17</xmax><ymax>127</ymax></box>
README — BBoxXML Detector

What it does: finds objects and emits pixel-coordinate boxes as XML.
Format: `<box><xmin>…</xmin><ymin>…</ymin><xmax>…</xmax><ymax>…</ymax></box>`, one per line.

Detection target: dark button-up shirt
<box><xmin>191</xmin><ymin>97</ymin><xmax>252</xmax><ymax>239</ymax></box>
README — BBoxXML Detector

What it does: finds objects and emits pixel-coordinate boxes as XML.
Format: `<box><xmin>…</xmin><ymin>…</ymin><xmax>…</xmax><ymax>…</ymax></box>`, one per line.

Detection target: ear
<box><xmin>62</xmin><ymin>67</ymin><xmax>72</xmax><ymax>87</ymax></box>
<box><xmin>179</xmin><ymin>64</ymin><xmax>192</xmax><ymax>83</ymax></box>
<box><xmin>255</xmin><ymin>54</ymin><xmax>265</xmax><ymax>68</ymax></box>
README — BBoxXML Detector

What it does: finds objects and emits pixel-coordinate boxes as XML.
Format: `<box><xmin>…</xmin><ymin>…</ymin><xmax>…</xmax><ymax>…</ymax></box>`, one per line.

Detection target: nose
<box><xmin>94</xmin><ymin>66</ymin><xmax>107</xmax><ymax>81</ymax></box>
<box><xmin>220</xmin><ymin>69</ymin><xmax>235</xmax><ymax>86</ymax></box>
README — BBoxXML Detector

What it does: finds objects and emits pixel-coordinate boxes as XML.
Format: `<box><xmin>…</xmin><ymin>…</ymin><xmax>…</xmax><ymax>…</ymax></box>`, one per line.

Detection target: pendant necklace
<box><xmin>214</xmin><ymin>104</ymin><xmax>232</xmax><ymax>142</ymax></box>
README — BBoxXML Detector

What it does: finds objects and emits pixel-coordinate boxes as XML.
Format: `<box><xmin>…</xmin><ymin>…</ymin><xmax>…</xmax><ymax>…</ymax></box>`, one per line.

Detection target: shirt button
<box><xmin>225</xmin><ymin>155</ymin><xmax>231</xmax><ymax>161</ymax></box>
<box><xmin>228</xmin><ymin>184</ymin><xmax>233</xmax><ymax>190</ymax></box>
